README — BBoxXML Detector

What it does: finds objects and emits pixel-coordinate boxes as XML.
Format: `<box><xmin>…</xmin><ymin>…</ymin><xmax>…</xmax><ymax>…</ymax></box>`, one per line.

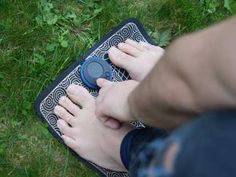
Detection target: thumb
<box><xmin>96</xmin><ymin>78</ymin><xmax>112</xmax><ymax>88</ymax></box>
<box><xmin>99</xmin><ymin>116</ymin><xmax>121</xmax><ymax>129</ymax></box>
<box><xmin>104</xmin><ymin>117</ymin><xmax>121</xmax><ymax>129</ymax></box>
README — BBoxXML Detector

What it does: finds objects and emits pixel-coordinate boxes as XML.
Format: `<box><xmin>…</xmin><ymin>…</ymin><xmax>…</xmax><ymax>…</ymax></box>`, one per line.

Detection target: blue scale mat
<box><xmin>35</xmin><ymin>18</ymin><xmax>154</xmax><ymax>177</ymax></box>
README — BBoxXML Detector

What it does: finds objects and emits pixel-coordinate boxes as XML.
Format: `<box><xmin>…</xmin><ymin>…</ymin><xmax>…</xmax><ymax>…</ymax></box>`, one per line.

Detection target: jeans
<box><xmin>120</xmin><ymin>111</ymin><xmax>236</xmax><ymax>177</ymax></box>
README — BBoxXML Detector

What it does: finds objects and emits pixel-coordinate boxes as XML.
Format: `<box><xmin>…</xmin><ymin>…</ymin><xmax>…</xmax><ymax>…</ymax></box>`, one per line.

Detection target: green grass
<box><xmin>0</xmin><ymin>0</ymin><xmax>235</xmax><ymax>176</ymax></box>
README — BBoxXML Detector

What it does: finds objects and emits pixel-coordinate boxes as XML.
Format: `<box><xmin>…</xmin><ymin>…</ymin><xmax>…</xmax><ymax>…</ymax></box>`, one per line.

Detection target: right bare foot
<box><xmin>54</xmin><ymin>84</ymin><xmax>133</xmax><ymax>171</ymax></box>
<box><xmin>108</xmin><ymin>39</ymin><xmax>164</xmax><ymax>81</ymax></box>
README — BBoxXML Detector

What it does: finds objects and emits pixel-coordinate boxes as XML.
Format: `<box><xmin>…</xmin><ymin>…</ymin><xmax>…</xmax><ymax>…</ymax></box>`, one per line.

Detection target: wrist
<box><xmin>126</xmin><ymin>80</ymin><xmax>139</xmax><ymax>121</ymax></box>
<box><xmin>128</xmin><ymin>76</ymin><xmax>154</xmax><ymax>123</ymax></box>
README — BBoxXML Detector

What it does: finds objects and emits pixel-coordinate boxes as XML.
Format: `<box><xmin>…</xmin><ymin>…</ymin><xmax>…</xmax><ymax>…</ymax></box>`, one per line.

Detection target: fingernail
<box><xmin>96</xmin><ymin>78</ymin><xmax>104</xmax><ymax>87</ymax></box>
<box><xmin>104</xmin><ymin>118</ymin><xmax>121</xmax><ymax>129</ymax></box>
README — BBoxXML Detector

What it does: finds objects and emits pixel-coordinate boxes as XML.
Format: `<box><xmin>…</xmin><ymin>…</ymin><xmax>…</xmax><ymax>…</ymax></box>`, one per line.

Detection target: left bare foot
<box><xmin>54</xmin><ymin>84</ymin><xmax>133</xmax><ymax>171</ymax></box>
<box><xmin>108</xmin><ymin>39</ymin><xmax>164</xmax><ymax>81</ymax></box>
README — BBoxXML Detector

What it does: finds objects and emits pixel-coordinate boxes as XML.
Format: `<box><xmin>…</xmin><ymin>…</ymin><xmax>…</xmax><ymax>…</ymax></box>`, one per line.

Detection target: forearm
<box><xmin>129</xmin><ymin>16</ymin><xmax>236</xmax><ymax>128</ymax></box>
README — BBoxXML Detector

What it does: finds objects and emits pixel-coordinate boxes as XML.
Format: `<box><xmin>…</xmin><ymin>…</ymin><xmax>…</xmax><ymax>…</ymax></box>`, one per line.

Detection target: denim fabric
<box><xmin>121</xmin><ymin>111</ymin><xmax>236</xmax><ymax>177</ymax></box>
<box><xmin>120</xmin><ymin>128</ymin><xmax>168</xmax><ymax>169</ymax></box>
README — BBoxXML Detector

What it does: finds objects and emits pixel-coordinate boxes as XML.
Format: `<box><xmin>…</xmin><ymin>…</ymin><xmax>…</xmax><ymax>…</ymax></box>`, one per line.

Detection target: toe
<box><xmin>57</xmin><ymin>119</ymin><xmax>76</xmax><ymax>138</ymax></box>
<box><xmin>125</xmin><ymin>39</ymin><xmax>147</xmax><ymax>51</ymax></box>
<box><xmin>118</xmin><ymin>42</ymin><xmax>141</xmax><ymax>57</ymax></box>
<box><xmin>139</xmin><ymin>41</ymin><xmax>164</xmax><ymax>53</ymax></box>
<box><xmin>54</xmin><ymin>105</ymin><xmax>77</xmax><ymax>126</ymax></box>
<box><xmin>59</xmin><ymin>96</ymin><xmax>81</xmax><ymax>116</ymax></box>
<box><xmin>108</xmin><ymin>47</ymin><xmax>133</xmax><ymax>69</ymax></box>
<box><xmin>61</xmin><ymin>135</ymin><xmax>78</xmax><ymax>149</ymax></box>
<box><xmin>66</xmin><ymin>84</ymin><xmax>94</xmax><ymax>109</ymax></box>
<box><xmin>139</xmin><ymin>41</ymin><xmax>153</xmax><ymax>50</ymax></box>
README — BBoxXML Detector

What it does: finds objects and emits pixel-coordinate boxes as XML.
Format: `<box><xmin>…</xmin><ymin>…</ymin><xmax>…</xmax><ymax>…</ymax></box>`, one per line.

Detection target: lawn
<box><xmin>0</xmin><ymin>0</ymin><xmax>235</xmax><ymax>176</ymax></box>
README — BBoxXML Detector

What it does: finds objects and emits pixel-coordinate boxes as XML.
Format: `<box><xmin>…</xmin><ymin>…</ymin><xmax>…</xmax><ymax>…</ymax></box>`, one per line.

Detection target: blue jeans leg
<box><xmin>120</xmin><ymin>111</ymin><xmax>236</xmax><ymax>177</ymax></box>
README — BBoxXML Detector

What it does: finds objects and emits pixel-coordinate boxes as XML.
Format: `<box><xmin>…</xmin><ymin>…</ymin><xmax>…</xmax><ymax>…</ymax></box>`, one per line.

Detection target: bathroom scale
<box><xmin>35</xmin><ymin>18</ymin><xmax>155</xmax><ymax>177</ymax></box>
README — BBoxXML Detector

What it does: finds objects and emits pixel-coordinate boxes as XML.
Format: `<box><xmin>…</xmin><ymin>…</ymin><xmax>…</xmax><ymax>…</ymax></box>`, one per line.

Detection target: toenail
<box><xmin>109</xmin><ymin>46</ymin><xmax>117</xmax><ymax>53</ymax></box>
<box><xmin>118</xmin><ymin>43</ymin><xmax>123</xmax><ymax>47</ymax></box>
<box><xmin>54</xmin><ymin>106</ymin><xmax>60</xmax><ymax>114</ymax></box>
<box><xmin>59</xmin><ymin>96</ymin><xmax>66</xmax><ymax>103</ymax></box>
<box><xmin>109</xmin><ymin>46</ymin><xmax>116</xmax><ymax>50</ymax></box>
<box><xmin>57</xmin><ymin>120</ymin><xmax>63</xmax><ymax>128</ymax></box>
<box><xmin>67</xmin><ymin>85</ymin><xmax>77</xmax><ymax>94</ymax></box>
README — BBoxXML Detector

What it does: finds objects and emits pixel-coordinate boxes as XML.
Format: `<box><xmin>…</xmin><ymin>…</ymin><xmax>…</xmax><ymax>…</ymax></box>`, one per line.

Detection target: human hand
<box><xmin>95</xmin><ymin>78</ymin><xmax>138</xmax><ymax>129</ymax></box>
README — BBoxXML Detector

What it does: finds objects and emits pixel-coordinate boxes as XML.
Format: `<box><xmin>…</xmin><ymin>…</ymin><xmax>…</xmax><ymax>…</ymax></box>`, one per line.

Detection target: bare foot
<box><xmin>54</xmin><ymin>84</ymin><xmax>133</xmax><ymax>171</ymax></box>
<box><xmin>108</xmin><ymin>39</ymin><xmax>164</xmax><ymax>81</ymax></box>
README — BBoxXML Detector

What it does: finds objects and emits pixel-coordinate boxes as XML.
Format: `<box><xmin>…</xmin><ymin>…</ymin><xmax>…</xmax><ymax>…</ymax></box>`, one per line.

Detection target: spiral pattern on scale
<box><xmin>40</xmin><ymin>105</ymin><xmax>48</xmax><ymax>117</ymax></box>
<box><xmin>131</xmin><ymin>31</ymin><xmax>144</xmax><ymax>42</ymax></box>
<box><xmin>100</xmin><ymin>41</ymin><xmax>110</xmax><ymax>51</ymax></box>
<box><xmin>59</xmin><ymin>77</ymin><xmax>71</xmax><ymax>88</ymax></box>
<box><xmin>74</xmin><ymin>66</ymin><xmax>81</xmax><ymax>77</ymax></box>
<box><xmin>108</xmin><ymin>35</ymin><xmax>124</xmax><ymax>47</ymax></box>
<box><xmin>94</xmin><ymin>49</ymin><xmax>105</xmax><ymax>58</ymax></box>
<box><xmin>42</xmin><ymin>94</ymin><xmax>55</xmax><ymax>111</ymax></box>
<box><xmin>47</xmin><ymin>113</ymin><xmax>58</xmax><ymax>127</ymax></box>
<box><xmin>52</xmin><ymin>87</ymin><xmax>66</xmax><ymax>102</ymax></box>
<box><xmin>118</xmin><ymin>24</ymin><xmax>134</xmax><ymax>39</ymax></box>
<box><xmin>69</xmin><ymin>73</ymin><xmax>81</xmax><ymax>85</ymax></box>
<box><xmin>108</xmin><ymin>172</ymin><xmax>129</xmax><ymax>177</ymax></box>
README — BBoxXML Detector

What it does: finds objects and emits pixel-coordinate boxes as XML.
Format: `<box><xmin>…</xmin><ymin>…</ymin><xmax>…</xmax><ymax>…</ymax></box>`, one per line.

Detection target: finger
<box><xmin>104</xmin><ymin>117</ymin><xmax>121</xmax><ymax>129</ymax></box>
<box><xmin>95</xmin><ymin>104</ymin><xmax>110</xmax><ymax>121</ymax></box>
<box><xmin>61</xmin><ymin>135</ymin><xmax>77</xmax><ymax>149</ymax></box>
<box><xmin>95</xmin><ymin>90</ymin><xmax>103</xmax><ymax>105</ymax></box>
<box><xmin>58</xmin><ymin>96</ymin><xmax>81</xmax><ymax>116</ymax></box>
<box><xmin>54</xmin><ymin>105</ymin><xmax>76</xmax><ymax>126</ymax></box>
<box><xmin>99</xmin><ymin>116</ymin><xmax>109</xmax><ymax>124</ymax></box>
<box><xmin>96</xmin><ymin>78</ymin><xmax>113</xmax><ymax>88</ymax></box>
<box><xmin>118</xmin><ymin>42</ymin><xmax>141</xmax><ymax>57</ymax></box>
<box><xmin>108</xmin><ymin>46</ymin><xmax>133</xmax><ymax>69</ymax></box>
<box><xmin>66</xmin><ymin>84</ymin><xmax>94</xmax><ymax>109</ymax></box>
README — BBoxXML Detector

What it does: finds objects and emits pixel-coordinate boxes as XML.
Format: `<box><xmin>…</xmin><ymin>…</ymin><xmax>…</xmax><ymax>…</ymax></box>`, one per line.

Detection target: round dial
<box><xmin>80</xmin><ymin>56</ymin><xmax>112</xmax><ymax>89</ymax></box>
